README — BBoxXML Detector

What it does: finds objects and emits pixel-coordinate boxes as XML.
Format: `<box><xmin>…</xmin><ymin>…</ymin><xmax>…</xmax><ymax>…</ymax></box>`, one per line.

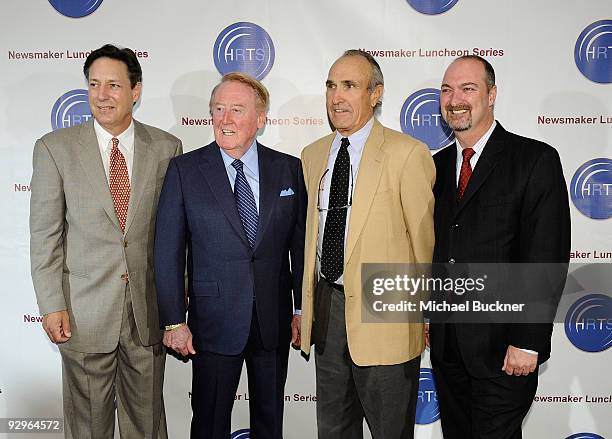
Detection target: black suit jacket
<box><xmin>429</xmin><ymin>122</ymin><xmax>570</xmax><ymax>378</ymax></box>
<box><xmin>155</xmin><ymin>142</ymin><xmax>306</xmax><ymax>354</ymax></box>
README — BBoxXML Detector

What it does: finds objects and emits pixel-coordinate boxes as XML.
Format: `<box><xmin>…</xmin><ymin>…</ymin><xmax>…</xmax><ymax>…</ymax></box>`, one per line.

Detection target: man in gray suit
<box><xmin>30</xmin><ymin>44</ymin><xmax>182</xmax><ymax>438</ymax></box>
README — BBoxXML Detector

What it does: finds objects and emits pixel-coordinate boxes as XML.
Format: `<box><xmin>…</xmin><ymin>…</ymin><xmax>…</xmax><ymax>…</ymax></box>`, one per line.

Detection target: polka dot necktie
<box><xmin>321</xmin><ymin>137</ymin><xmax>350</xmax><ymax>282</ymax></box>
<box><xmin>109</xmin><ymin>137</ymin><xmax>130</xmax><ymax>232</ymax></box>
<box><xmin>457</xmin><ymin>147</ymin><xmax>475</xmax><ymax>201</ymax></box>
<box><xmin>232</xmin><ymin>159</ymin><xmax>259</xmax><ymax>247</ymax></box>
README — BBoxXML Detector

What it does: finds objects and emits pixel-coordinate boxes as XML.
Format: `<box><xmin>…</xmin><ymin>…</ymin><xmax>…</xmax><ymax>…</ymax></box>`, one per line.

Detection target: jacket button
<box><xmin>451</xmin><ymin>224</ymin><xmax>459</xmax><ymax>230</ymax></box>
<box><xmin>120</xmin><ymin>273</ymin><xmax>129</xmax><ymax>283</ymax></box>
<box><xmin>251</xmin><ymin>256</ymin><xmax>255</xmax><ymax>262</ymax></box>
<box><xmin>123</xmin><ymin>240</ymin><xmax>128</xmax><ymax>248</ymax></box>
<box><xmin>449</xmin><ymin>258</ymin><xmax>455</xmax><ymax>264</ymax></box>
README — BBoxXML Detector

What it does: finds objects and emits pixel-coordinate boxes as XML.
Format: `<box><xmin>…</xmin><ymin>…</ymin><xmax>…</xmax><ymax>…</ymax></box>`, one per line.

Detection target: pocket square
<box><xmin>280</xmin><ymin>188</ymin><xmax>295</xmax><ymax>197</ymax></box>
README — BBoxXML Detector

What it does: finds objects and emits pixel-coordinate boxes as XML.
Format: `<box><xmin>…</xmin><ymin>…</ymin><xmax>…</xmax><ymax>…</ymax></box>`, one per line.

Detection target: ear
<box><xmin>370</xmin><ymin>84</ymin><xmax>384</xmax><ymax>108</ymax></box>
<box><xmin>132</xmin><ymin>82</ymin><xmax>142</xmax><ymax>104</ymax></box>
<box><xmin>488</xmin><ymin>85</ymin><xmax>497</xmax><ymax>107</ymax></box>
<box><xmin>257</xmin><ymin>110</ymin><xmax>266</xmax><ymax>129</ymax></box>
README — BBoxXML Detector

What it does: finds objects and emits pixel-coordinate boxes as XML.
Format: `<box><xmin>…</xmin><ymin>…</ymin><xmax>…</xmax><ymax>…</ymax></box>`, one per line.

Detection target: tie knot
<box><xmin>340</xmin><ymin>137</ymin><xmax>350</xmax><ymax>149</ymax></box>
<box><xmin>231</xmin><ymin>159</ymin><xmax>244</xmax><ymax>172</ymax></box>
<box><xmin>111</xmin><ymin>137</ymin><xmax>119</xmax><ymax>151</ymax></box>
<box><xmin>462</xmin><ymin>147</ymin><xmax>475</xmax><ymax>161</ymax></box>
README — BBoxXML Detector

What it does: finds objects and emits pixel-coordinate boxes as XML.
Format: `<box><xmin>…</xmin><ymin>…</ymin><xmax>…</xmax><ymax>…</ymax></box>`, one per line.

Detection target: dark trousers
<box><xmin>190</xmin><ymin>305</ymin><xmax>289</xmax><ymax>439</ymax></box>
<box><xmin>314</xmin><ymin>281</ymin><xmax>420</xmax><ymax>439</ymax></box>
<box><xmin>432</xmin><ymin>324</ymin><xmax>538</xmax><ymax>439</ymax></box>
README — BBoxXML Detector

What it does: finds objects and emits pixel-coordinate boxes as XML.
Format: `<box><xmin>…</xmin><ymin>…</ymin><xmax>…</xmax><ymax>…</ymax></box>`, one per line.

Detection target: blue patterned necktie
<box><xmin>231</xmin><ymin>159</ymin><xmax>258</xmax><ymax>247</ymax></box>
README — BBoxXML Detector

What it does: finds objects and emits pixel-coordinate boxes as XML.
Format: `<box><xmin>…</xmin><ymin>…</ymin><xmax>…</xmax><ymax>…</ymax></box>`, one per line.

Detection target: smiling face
<box><xmin>326</xmin><ymin>55</ymin><xmax>383</xmax><ymax>137</ymax></box>
<box><xmin>87</xmin><ymin>57</ymin><xmax>141</xmax><ymax>136</ymax></box>
<box><xmin>211</xmin><ymin>80</ymin><xmax>266</xmax><ymax>159</ymax></box>
<box><xmin>440</xmin><ymin>58</ymin><xmax>496</xmax><ymax>143</ymax></box>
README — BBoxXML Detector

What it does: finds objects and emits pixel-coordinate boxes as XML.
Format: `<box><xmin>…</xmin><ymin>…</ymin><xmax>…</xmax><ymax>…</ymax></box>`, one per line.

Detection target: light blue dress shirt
<box><xmin>219</xmin><ymin>140</ymin><xmax>260</xmax><ymax>212</ymax></box>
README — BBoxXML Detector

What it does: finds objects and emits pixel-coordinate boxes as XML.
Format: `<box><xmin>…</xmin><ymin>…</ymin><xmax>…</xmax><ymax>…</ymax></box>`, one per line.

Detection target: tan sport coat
<box><xmin>300</xmin><ymin>119</ymin><xmax>435</xmax><ymax>366</ymax></box>
<box><xmin>30</xmin><ymin>119</ymin><xmax>182</xmax><ymax>353</ymax></box>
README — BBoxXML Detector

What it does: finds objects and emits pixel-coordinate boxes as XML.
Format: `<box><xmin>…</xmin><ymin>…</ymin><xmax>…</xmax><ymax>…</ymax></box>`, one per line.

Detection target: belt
<box><xmin>322</xmin><ymin>277</ymin><xmax>344</xmax><ymax>293</ymax></box>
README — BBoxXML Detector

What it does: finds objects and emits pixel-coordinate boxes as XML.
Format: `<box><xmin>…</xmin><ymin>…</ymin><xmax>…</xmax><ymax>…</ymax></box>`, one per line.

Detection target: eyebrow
<box><xmin>441</xmin><ymin>81</ymin><xmax>480</xmax><ymax>88</ymax></box>
<box><xmin>326</xmin><ymin>79</ymin><xmax>358</xmax><ymax>87</ymax></box>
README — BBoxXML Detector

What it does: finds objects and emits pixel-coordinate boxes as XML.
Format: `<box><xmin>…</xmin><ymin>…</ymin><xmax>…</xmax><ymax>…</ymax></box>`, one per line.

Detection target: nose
<box><xmin>97</xmin><ymin>84</ymin><xmax>109</xmax><ymax>100</ymax></box>
<box><xmin>221</xmin><ymin>109</ymin><xmax>232</xmax><ymax>124</ymax></box>
<box><xmin>329</xmin><ymin>88</ymin><xmax>343</xmax><ymax>106</ymax></box>
<box><xmin>448</xmin><ymin>90</ymin><xmax>464</xmax><ymax>106</ymax></box>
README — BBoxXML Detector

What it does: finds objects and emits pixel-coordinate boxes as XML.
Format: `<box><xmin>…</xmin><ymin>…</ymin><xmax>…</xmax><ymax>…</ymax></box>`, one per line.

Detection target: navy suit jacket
<box><xmin>429</xmin><ymin>123</ymin><xmax>570</xmax><ymax>378</ymax></box>
<box><xmin>154</xmin><ymin>141</ymin><xmax>306</xmax><ymax>355</ymax></box>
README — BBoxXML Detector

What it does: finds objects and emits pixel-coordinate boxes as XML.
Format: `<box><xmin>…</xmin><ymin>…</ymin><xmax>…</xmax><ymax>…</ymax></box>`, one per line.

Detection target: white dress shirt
<box><xmin>94</xmin><ymin>119</ymin><xmax>135</xmax><ymax>183</ymax></box>
<box><xmin>317</xmin><ymin>117</ymin><xmax>374</xmax><ymax>285</ymax></box>
<box><xmin>454</xmin><ymin>121</ymin><xmax>496</xmax><ymax>184</ymax></box>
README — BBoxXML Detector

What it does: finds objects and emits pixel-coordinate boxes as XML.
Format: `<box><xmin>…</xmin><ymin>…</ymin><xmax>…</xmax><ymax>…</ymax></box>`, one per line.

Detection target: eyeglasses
<box><xmin>317</xmin><ymin>166</ymin><xmax>354</xmax><ymax>212</ymax></box>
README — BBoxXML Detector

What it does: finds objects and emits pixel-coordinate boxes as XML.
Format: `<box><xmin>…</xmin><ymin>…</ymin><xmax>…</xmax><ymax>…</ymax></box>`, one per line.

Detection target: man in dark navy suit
<box><xmin>154</xmin><ymin>72</ymin><xmax>306</xmax><ymax>439</ymax></box>
<box><xmin>427</xmin><ymin>56</ymin><xmax>570</xmax><ymax>439</ymax></box>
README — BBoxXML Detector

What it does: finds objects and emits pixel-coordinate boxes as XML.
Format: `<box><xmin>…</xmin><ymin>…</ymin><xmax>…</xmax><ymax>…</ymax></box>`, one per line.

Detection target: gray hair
<box><xmin>342</xmin><ymin>49</ymin><xmax>384</xmax><ymax>111</ymax></box>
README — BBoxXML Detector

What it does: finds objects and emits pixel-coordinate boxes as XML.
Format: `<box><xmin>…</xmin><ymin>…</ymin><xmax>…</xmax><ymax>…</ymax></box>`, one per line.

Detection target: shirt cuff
<box><xmin>293</xmin><ymin>309</ymin><xmax>302</xmax><ymax>316</ymax></box>
<box><xmin>517</xmin><ymin>348</ymin><xmax>538</xmax><ymax>355</ymax></box>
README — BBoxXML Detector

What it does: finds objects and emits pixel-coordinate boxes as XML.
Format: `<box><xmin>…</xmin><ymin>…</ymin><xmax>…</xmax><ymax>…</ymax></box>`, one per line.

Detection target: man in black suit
<box><xmin>427</xmin><ymin>55</ymin><xmax>570</xmax><ymax>438</ymax></box>
<box><xmin>155</xmin><ymin>72</ymin><xmax>306</xmax><ymax>439</ymax></box>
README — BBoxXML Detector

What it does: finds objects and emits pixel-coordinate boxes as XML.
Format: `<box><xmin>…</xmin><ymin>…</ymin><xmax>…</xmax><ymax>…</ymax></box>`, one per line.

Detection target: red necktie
<box><xmin>109</xmin><ymin>137</ymin><xmax>130</xmax><ymax>231</ymax></box>
<box><xmin>457</xmin><ymin>147</ymin><xmax>475</xmax><ymax>201</ymax></box>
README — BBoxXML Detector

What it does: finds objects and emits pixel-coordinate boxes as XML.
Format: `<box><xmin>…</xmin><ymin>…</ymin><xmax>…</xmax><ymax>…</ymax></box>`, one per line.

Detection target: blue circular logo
<box><xmin>407</xmin><ymin>0</ymin><xmax>459</xmax><ymax>15</ymax></box>
<box><xmin>51</xmin><ymin>89</ymin><xmax>92</xmax><ymax>130</ymax></box>
<box><xmin>231</xmin><ymin>429</ymin><xmax>250</xmax><ymax>439</ymax></box>
<box><xmin>570</xmin><ymin>158</ymin><xmax>612</xmax><ymax>220</ymax></box>
<box><xmin>566</xmin><ymin>434</ymin><xmax>605</xmax><ymax>439</ymax></box>
<box><xmin>213</xmin><ymin>22</ymin><xmax>275</xmax><ymax>80</ymax></box>
<box><xmin>574</xmin><ymin>20</ymin><xmax>612</xmax><ymax>83</ymax></box>
<box><xmin>415</xmin><ymin>368</ymin><xmax>440</xmax><ymax>424</ymax></box>
<box><xmin>400</xmin><ymin>88</ymin><xmax>454</xmax><ymax>150</ymax></box>
<box><xmin>48</xmin><ymin>0</ymin><xmax>103</xmax><ymax>18</ymax></box>
<box><xmin>565</xmin><ymin>294</ymin><xmax>612</xmax><ymax>352</ymax></box>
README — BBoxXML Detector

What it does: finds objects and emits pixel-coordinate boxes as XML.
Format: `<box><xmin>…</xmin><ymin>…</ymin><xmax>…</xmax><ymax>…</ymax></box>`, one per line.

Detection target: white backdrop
<box><xmin>1</xmin><ymin>1</ymin><xmax>611</xmax><ymax>438</ymax></box>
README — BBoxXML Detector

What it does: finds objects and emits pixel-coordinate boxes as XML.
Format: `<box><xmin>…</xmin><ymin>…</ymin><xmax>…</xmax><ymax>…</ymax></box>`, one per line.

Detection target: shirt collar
<box><xmin>219</xmin><ymin>140</ymin><xmax>259</xmax><ymax>179</ymax></box>
<box><xmin>333</xmin><ymin>117</ymin><xmax>374</xmax><ymax>154</ymax></box>
<box><xmin>455</xmin><ymin>120</ymin><xmax>497</xmax><ymax>157</ymax></box>
<box><xmin>94</xmin><ymin>119</ymin><xmax>135</xmax><ymax>153</ymax></box>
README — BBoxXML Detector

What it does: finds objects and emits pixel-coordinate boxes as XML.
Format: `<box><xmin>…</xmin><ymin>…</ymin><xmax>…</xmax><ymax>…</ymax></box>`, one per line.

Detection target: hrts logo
<box><xmin>407</xmin><ymin>0</ymin><xmax>459</xmax><ymax>15</ymax></box>
<box><xmin>574</xmin><ymin>20</ymin><xmax>612</xmax><ymax>83</ymax></box>
<box><xmin>400</xmin><ymin>88</ymin><xmax>454</xmax><ymax>150</ymax></box>
<box><xmin>565</xmin><ymin>293</ymin><xmax>612</xmax><ymax>353</ymax></box>
<box><xmin>51</xmin><ymin>89</ymin><xmax>92</xmax><ymax>130</ymax></box>
<box><xmin>48</xmin><ymin>0</ymin><xmax>103</xmax><ymax>18</ymax></box>
<box><xmin>416</xmin><ymin>368</ymin><xmax>440</xmax><ymax>424</ymax></box>
<box><xmin>570</xmin><ymin>158</ymin><xmax>612</xmax><ymax>220</ymax></box>
<box><xmin>213</xmin><ymin>22</ymin><xmax>275</xmax><ymax>80</ymax></box>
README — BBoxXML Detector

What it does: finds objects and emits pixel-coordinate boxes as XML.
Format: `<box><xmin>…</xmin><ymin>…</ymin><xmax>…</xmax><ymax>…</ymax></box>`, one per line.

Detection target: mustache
<box><xmin>446</xmin><ymin>104</ymin><xmax>471</xmax><ymax>112</ymax></box>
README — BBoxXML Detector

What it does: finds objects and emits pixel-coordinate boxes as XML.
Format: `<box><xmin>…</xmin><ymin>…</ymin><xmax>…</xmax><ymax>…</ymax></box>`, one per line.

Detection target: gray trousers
<box><xmin>314</xmin><ymin>281</ymin><xmax>420</xmax><ymax>439</ymax></box>
<box><xmin>59</xmin><ymin>289</ymin><xmax>167</xmax><ymax>439</ymax></box>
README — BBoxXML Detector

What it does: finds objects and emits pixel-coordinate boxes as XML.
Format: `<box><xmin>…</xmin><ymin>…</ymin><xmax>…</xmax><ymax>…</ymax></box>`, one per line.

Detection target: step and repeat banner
<box><xmin>1</xmin><ymin>0</ymin><xmax>611</xmax><ymax>438</ymax></box>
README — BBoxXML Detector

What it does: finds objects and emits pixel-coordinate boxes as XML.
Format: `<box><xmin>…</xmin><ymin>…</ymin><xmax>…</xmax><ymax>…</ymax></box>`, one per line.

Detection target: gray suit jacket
<box><xmin>30</xmin><ymin>119</ymin><xmax>182</xmax><ymax>353</ymax></box>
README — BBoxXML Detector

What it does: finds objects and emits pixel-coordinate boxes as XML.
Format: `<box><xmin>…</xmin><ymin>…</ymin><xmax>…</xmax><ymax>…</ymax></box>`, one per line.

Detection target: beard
<box><xmin>444</xmin><ymin>106</ymin><xmax>472</xmax><ymax>132</ymax></box>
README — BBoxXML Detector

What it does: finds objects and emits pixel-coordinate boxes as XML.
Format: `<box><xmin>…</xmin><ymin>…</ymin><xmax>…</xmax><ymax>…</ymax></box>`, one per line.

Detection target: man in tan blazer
<box><xmin>298</xmin><ymin>50</ymin><xmax>435</xmax><ymax>438</ymax></box>
<box><xmin>30</xmin><ymin>44</ymin><xmax>182</xmax><ymax>438</ymax></box>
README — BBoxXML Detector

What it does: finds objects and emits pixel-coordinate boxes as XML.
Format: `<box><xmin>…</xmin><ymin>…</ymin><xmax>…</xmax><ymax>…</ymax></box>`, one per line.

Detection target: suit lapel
<box><xmin>253</xmin><ymin>144</ymin><xmax>280</xmax><ymax>250</ymax></box>
<box><xmin>345</xmin><ymin>120</ymin><xmax>385</xmax><ymax>264</ymax></box>
<box><xmin>198</xmin><ymin>144</ymin><xmax>250</xmax><ymax>247</ymax></box>
<box><xmin>124</xmin><ymin>121</ymin><xmax>155</xmax><ymax>234</ymax></box>
<box><xmin>76</xmin><ymin>121</ymin><xmax>121</xmax><ymax>231</ymax></box>
<box><xmin>306</xmin><ymin>134</ymin><xmax>335</xmax><ymax>261</ymax></box>
<box><xmin>456</xmin><ymin>124</ymin><xmax>506</xmax><ymax>214</ymax></box>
